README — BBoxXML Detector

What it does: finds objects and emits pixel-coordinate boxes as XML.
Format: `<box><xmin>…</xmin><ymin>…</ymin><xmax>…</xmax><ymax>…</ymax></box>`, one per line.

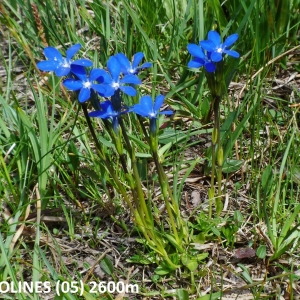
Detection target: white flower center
<box><xmin>83</xmin><ymin>81</ymin><xmax>91</xmax><ymax>88</ymax></box>
<box><xmin>111</xmin><ymin>81</ymin><xmax>120</xmax><ymax>89</ymax></box>
<box><xmin>216</xmin><ymin>47</ymin><xmax>223</xmax><ymax>53</ymax></box>
<box><xmin>149</xmin><ymin>111</ymin><xmax>156</xmax><ymax>118</ymax></box>
<box><xmin>129</xmin><ymin>67</ymin><xmax>135</xmax><ymax>74</ymax></box>
<box><xmin>61</xmin><ymin>58</ymin><xmax>70</xmax><ymax>68</ymax></box>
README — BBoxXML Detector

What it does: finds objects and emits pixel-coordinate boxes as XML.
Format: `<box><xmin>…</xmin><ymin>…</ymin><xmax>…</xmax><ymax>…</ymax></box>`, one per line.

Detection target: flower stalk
<box><xmin>187</xmin><ymin>30</ymin><xmax>239</xmax><ymax>217</ymax></box>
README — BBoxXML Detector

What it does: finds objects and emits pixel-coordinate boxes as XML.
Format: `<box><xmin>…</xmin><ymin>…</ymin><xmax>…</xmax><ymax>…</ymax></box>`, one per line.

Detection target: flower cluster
<box><xmin>37</xmin><ymin>44</ymin><xmax>172</xmax><ymax>134</ymax></box>
<box><xmin>187</xmin><ymin>30</ymin><xmax>239</xmax><ymax>72</ymax></box>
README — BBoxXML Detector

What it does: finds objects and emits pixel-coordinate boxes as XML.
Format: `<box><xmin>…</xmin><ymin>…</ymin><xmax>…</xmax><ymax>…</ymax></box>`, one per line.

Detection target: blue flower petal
<box><xmin>37</xmin><ymin>60</ymin><xmax>58</xmax><ymax>71</ymax></box>
<box><xmin>139</xmin><ymin>95</ymin><xmax>153</xmax><ymax>113</ymax></box>
<box><xmin>200</xmin><ymin>40</ymin><xmax>215</xmax><ymax>52</ymax></box>
<box><xmin>187</xmin><ymin>44</ymin><xmax>205</xmax><ymax>58</ymax></box>
<box><xmin>92</xmin><ymin>69</ymin><xmax>111</xmax><ymax>84</ymax></box>
<box><xmin>78</xmin><ymin>87</ymin><xmax>91</xmax><ymax>103</ymax></box>
<box><xmin>208</xmin><ymin>31</ymin><xmax>221</xmax><ymax>47</ymax></box>
<box><xmin>92</xmin><ymin>84</ymin><xmax>106</xmax><ymax>95</ymax></box>
<box><xmin>120</xmin><ymin>74</ymin><xmax>141</xmax><ymax>85</ymax></box>
<box><xmin>188</xmin><ymin>59</ymin><xmax>204</xmax><ymax>69</ymax></box>
<box><xmin>204</xmin><ymin>62</ymin><xmax>216</xmax><ymax>72</ymax></box>
<box><xmin>90</xmin><ymin>68</ymin><xmax>106</xmax><ymax>81</ymax></box>
<box><xmin>158</xmin><ymin>110</ymin><xmax>173</xmax><ymax>115</ymax></box>
<box><xmin>223</xmin><ymin>49</ymin><xmax>240</xmax><ymax>58</ymax></box>
<box><xmin>132</xmin><ymin>105</ymin><xmax>149</xmax><ymax>117</ymax></box>
<box><xmin>223</xmin><ymin>33</ymin><xmax>239</xmax><ymax>47</ymax></box>
<box><xmin>102</xmin><ymin>85</ymin><xmax>116</xmax><ymax>97</ymax></box>
<box><xmin>107</xmin><ymin>56</ymin><xmax>121</xmax><ymax>82</ymax></box>
<box><xmin>55</xmin><ymin>67</ymin><xmax>71</xmax><ymax>77</ymax></box>
<box><xmin>66</xmin><ymin>44</ymin><xmax>81</xmax><ymax>59</ymax></box>
<box><xmin>153</xmin><ymin>95</ymin><xmax>165</xmax><ymax>112</ymax></box>
<box><xmin>132</xmin><ymin>52</ymin><xmax>144</xmax><ymax>68</ymax></box>
<box><xmin>70</xmin><ymin>65</ymin><xmax>87</xmax><ymax>81</ymax></box>
<box><xmin>72</xmin><ymin>58</ymin><xmax>93</xmax><ymax>67</ymax></box>
<box><xmin>63</xmin><ymin>79</ymin><xmax>83</xmax><ymax>90</ymax></box>
<box><xmin>100</xmin><ymin>100</ymin><xmax>113</xmax><ymax>111</ymax></box>
<box><xmin>44</xmin><ymin>47</ymin><xmax>62</xmax><ymax>61</ymax></box>
<box><xmin>211</xmin><ymin>52</ymin><xmax>223</xmax><ymax>62</ymax></box>
<box><xmin>115</xmin><ymin>53</ymin><xmax>131</xmax><ymax>73</ymax></box>
<box><xmin>139</xmin><ymin>62</ymin><xmax>152</xmax><ymax>69</ymax></box>
<box><xmin>89</xmin><ymin>110</ymin><xmax>109</xmax><ymax>118</ymax></box>
<box><xmin>120</xmin><ymin>85</ymin><xmax>137</xmax><ymax>96</ymax></box>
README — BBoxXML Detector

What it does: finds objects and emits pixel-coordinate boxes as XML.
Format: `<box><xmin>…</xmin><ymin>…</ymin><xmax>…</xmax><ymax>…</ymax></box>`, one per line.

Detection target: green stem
<box><xmin>151</xmin><ymin>138</ymin><xmax>181</xmax><ymax>247</ymax></box>
<box><xmin>119</xmin><ymin>118</ymin><xmax>153</xmax><ymax>226</ymax></box>
<box><xmin>215</xmin><ymin>61</ymin><xmax>224</xmax><ymax>215</ymax></box>
<box><xmin>213</xmin><ymin>96</ymin><xmax>223</xmax><ymax>215</ymax></box>
<box><xmin>209</xmin><ymin>134</ymin><xmax>216</xmax><ymax>219</ymax></box>
<box><xmin>102</xmin><ymin>119</ymin><xmax>129</xmax><ymax>174</ymax></box>
<box><xmin>81</xmin><ymin>104</ymin><xmax>134</xmax><ymax>212</ymax></box>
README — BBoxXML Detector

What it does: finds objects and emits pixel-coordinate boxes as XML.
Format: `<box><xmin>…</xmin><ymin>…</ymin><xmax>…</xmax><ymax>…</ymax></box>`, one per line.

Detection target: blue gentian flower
<box><xmin>95</xmin><ymin>56</ymin><xmax>141</xmax><ymax>97</ymax></box>
<box><xmin>187</xmin><ymin>44</ymin><xmax>216</xmax><ymax>72</ymax></box>
<box><xmin>63</xmin><ymin>65</ymin><xmax>106</xmax><ymax>103</ymax></box>
<box><xmin>89</xmin><ymin>100</ymin><xmax>128</xmax><ymax>132</ymax></box>
<box><xmin>115</xmin><ymin>52</ymin><xmax>152</xmax><ymax>75</ymax></box>
<box><xmin>200</xmin><ymin>31</ymin><xmax>239</xmax><ymax>62</ymax></box>
<box><xmin>37</xmin><ymin>44</ymin><xmax>93</xmax><ymax>77</ymax></box>
<box><xmin>132</xmin><ymin>95</ymin><xmax>173</xmax><ymax>134</ymax></box>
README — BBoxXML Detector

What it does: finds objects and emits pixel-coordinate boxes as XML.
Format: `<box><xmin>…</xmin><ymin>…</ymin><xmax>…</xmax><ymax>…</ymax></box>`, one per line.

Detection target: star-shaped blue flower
<box><xmin>132</xmin><ymin>95</ymin><xmax>173</xmax><ymax>134</ymax></box>
<box><xmin>187</xmin><ymin>44</ymin><xmax>216</xmax><ymax>72</ymax></box>
<box><xmin>115</xmin><ymin>52</ymin><xmax>152</xmax><ymax>75</ymax></box>
<box><xmin>95</xmin><ymin>56</ymin><xmax>141</xmax><ymax>97</ymax></box>
<box><xmin>132</xmin><ymin>95</ymin><xmax>173</xmax><ymax>118</ymax></box>
<box><xmin>200</xmin><ymin>31</ymin><xmax>239</xmax><ymax>62</ymax></box>
<box><xmin>37</xmin><ymin>44</ymin><xmax>93</xmax><ymax>77</ymax></box>
<box><xmin>89</xmin><ymin>100</ymin><xmax>128</xmax><ymax>132</ymax></box>
<box><xmin>62</xmin><ymin>65</ymin><xmax>106</xmax><ymax>103</ymax></box>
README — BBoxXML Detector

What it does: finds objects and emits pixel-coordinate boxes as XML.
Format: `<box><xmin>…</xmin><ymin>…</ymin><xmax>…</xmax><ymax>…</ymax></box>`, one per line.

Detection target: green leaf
<box><xmin>201</xmin><ymin>97</ymin><xmax>210</xmax><ymax>119</ymax></box>
<box><xmin>78</xmin><ymin>168</ymin><xmax>100</xmax><ymax>181</ymax></box>
<box><xmin>126</xmin><ymin>253</ymin><xmax>155</xmax><ymax>264</ymax></box>
<box><xmin>67</xmin><ymin>141</ymin><xmax>80</xmax><ymax>171</ymax></box>
<box><xmin>256</xmin><ymin>245</ymin><xmax>267</xmax><ymax>259</ymax></box>
<box><xmin>192</xmin><ymin>233</ymin><xmax>206</xmax><ymax>244</ymax></box>
<box><xmin>222</xmin><ymin>103</ymin><xmax>258</xmax><ymax>162</ymax></box>
<box><xmin>177</xmin><ymin>289</ymin><xmax>189</xmax><ymax>300</ymax></box>
<box><xmin>157</xmin><ymin>142</ymin><xmax>172</xmax><ymax>159</ymax></box>
<box><xmin>165</xmin><ymin>233</ymin><xmax>184</xmax><ymax>251</ymax></box>
<box><xmin>207</xmin><ymin>0</ymin><xmax>228</xmax><ymax>30</ymax></box>
<box><xmin>211</xmin><ymin>226</ymin><xmax>221</xmax><ymax>237</ymax></box>
<box><xmin>99</xmin><ymin>136</ymin><xmax>115</xmax><ymax>148</ymax></box>
<box><xmin>261</xmin><ymin>165</ymin><xmax>273</xmax><ymax>194</ymax></box>
<box><xmin>278</xmin><ymin>204</ymin><xmax>300</xmax><ymax>247</ymax></box>
<box><xmin>135</xmin><ymin>152</ymin><xmax>152</xmax><ymax>158</ymax></box>
<box><xmin>82</xmin><ymin>291</ymin><xmax>99</xmax><ymax>300</ymax></box>
<box><xmin>159</xmin><ymin>128</ymin><xmax>187</xmax><ymax>144</ymax></box>
<box><xmin>237</xmin><ymin>263</ymin><xmax>253</xmax><ymax>284</ymax></box>
<box><xmin>290</xmin><ymin>165</ymin><xmax>300</xmax><ymax>185</ymax></box>
<box><xmin>100</xmin><ymin>256</ymin><xmax>114</xmax><ymax>275</ymax></box>
<box><xmin>234</xmin><ymin>210</ymin><xmax>244</xmax><ymax>225</ymax></box>
<box><xmin>181</xmin><ymin>254</ymin><xmax>198</xmax><ymax>272</ymax></box>
<box><xmin>222</xmin><ymin>159</ymin><xmax>244</xmax><ymax>173</ymax></box>
<box><xmin>272</xmin><ymin>130</ymin><xmax>296</xmax><ymax>238</ymax></box>
<box><xmin>196</xmin><ymin>292</ymin><xmax>221</xmax><ymax>300</ymax></box>
<box><xmin>136</xmin><ymin>158</ymin><xmax>148</xmax><ymax>180</ymax></box>
<box><xmin>155</xmin><ymin>265</ymin><xmax>172</xmax><ymax>275</ymax></box>
<box><xmin>197</xmin><ymin>253</ymin><xmax>209</xmax><ymax>261</ymax></box>
<box><xmin>272</xmin><ymin>226</ymin><xmax>300</xmax><ymax>261</ymax></box>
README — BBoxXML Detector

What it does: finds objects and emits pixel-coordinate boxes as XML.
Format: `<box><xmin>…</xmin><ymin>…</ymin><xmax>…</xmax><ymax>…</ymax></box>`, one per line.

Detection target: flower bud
<box><xmin>212</xmin><ymin>128</ymin><xmax>218</xmax><ymax>144</ymax></box>
<box><xmin>217</xmin><ymin>146</ymin><xmax>224</xmax><ymax>166</ymax></box>
<box><xmin>208</xmin><ymin>187</ymin><xmax>215</xmax><ymax>199</ymax></box>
